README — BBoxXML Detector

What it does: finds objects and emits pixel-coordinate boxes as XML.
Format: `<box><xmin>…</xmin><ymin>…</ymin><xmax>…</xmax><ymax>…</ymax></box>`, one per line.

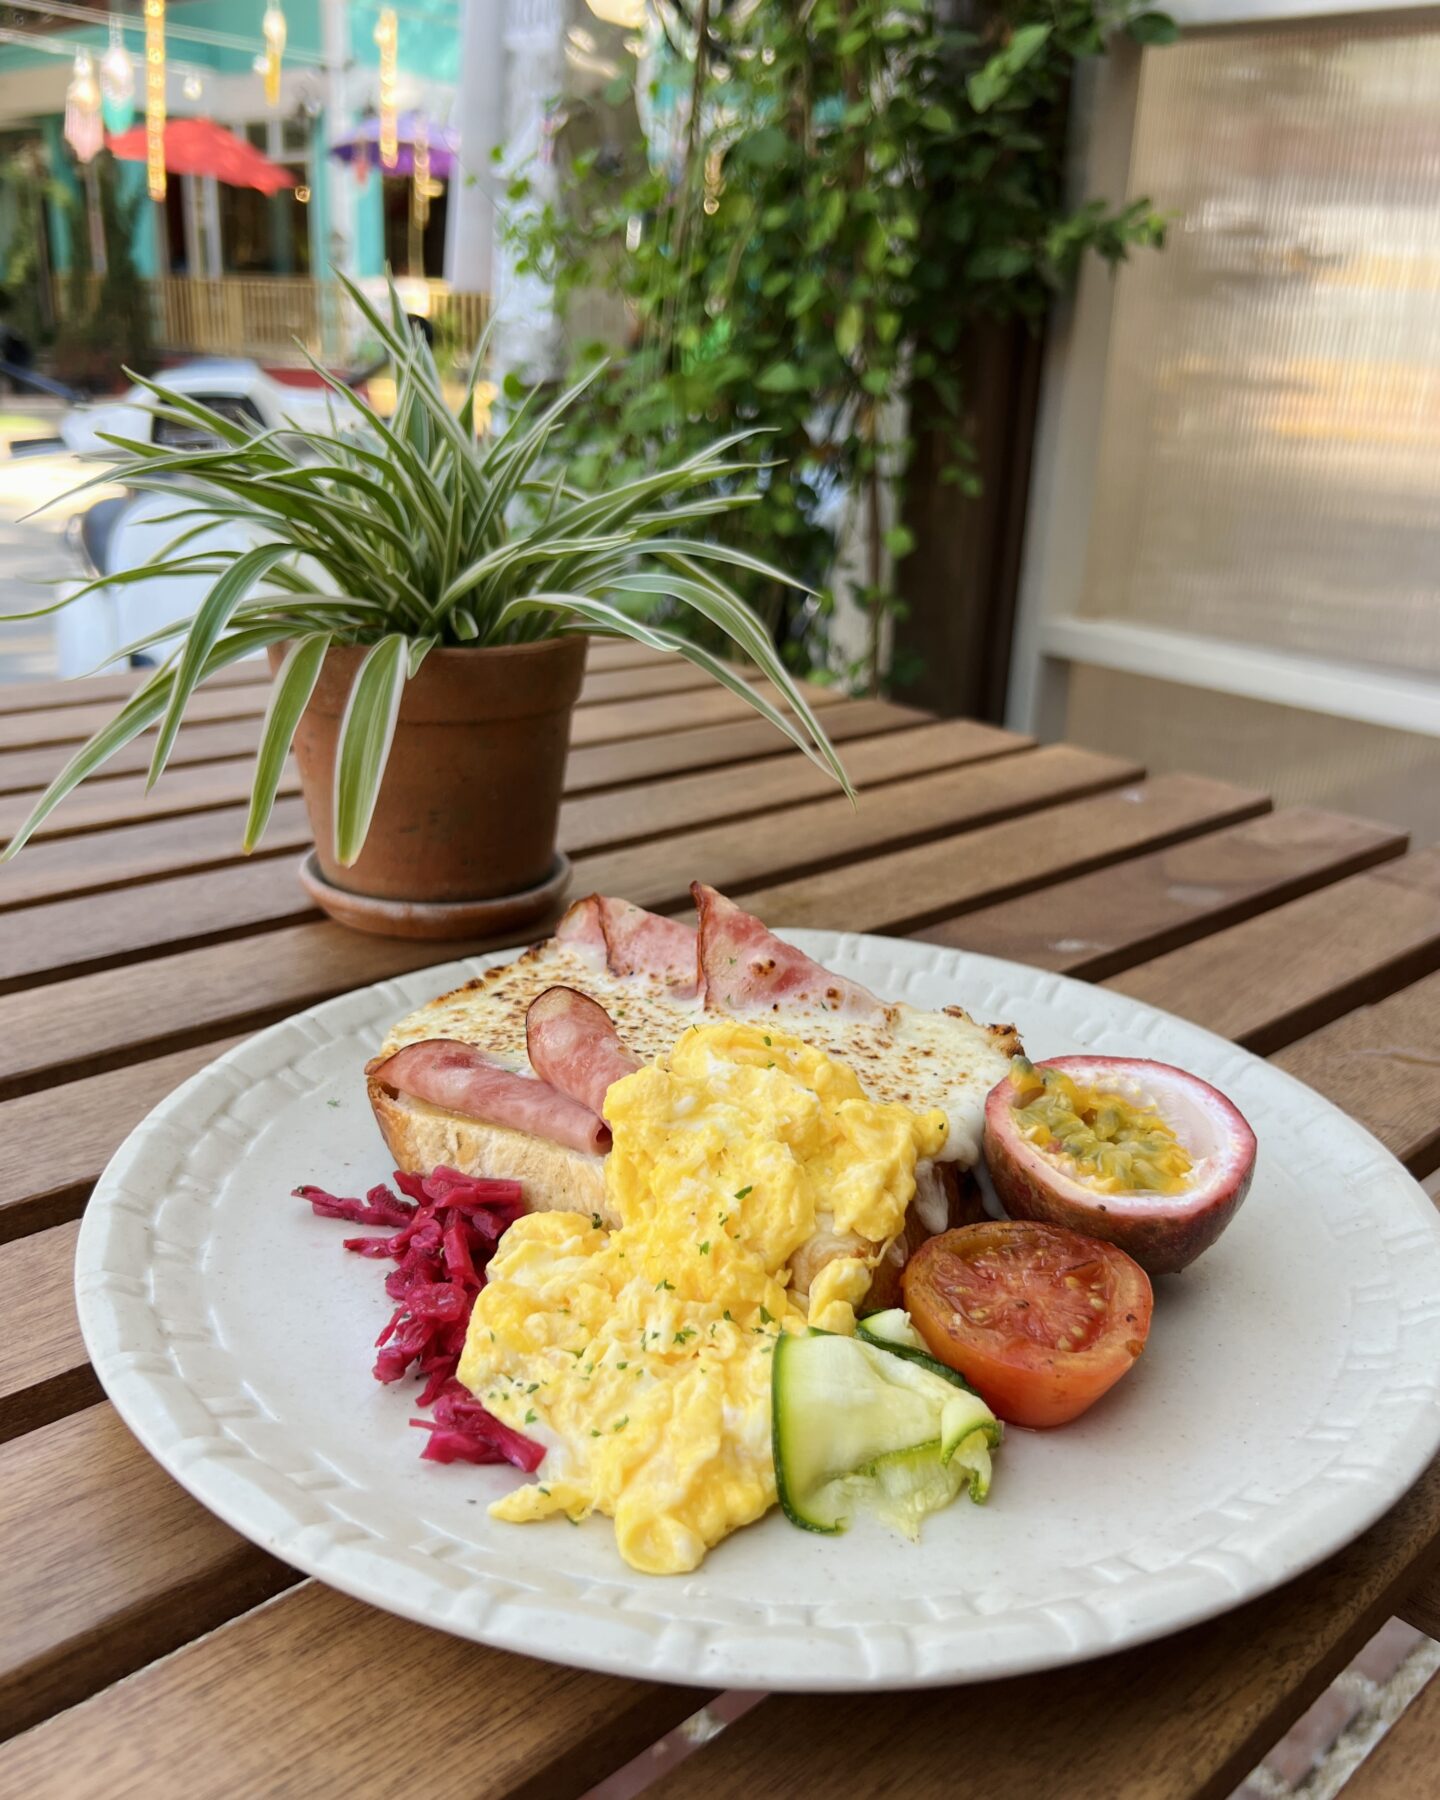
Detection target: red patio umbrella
<box><xmin>106</xmin><ymin>118</ymin><xmax>297</xmax><ymax>195</ymax></box>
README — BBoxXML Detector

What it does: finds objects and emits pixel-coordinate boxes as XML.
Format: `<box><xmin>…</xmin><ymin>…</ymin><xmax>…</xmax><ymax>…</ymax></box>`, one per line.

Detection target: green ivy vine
<box><xmin>504</xmin><ymin>0</ymin><xmax>1174</xmax><ymax>687</ymax></box>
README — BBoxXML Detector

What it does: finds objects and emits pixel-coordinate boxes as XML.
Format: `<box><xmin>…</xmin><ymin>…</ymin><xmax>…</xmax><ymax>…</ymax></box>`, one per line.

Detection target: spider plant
<box><xmin>3</xmin><ymin>275</ymin><xmax>850</xmax><ymax>868</ymax></box>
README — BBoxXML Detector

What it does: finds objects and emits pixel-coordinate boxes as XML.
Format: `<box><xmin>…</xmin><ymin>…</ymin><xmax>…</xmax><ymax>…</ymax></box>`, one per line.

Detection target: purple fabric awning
<box><xmin>328</xmin><ymin>113</ymin><xmax>459</xmax><ymax>179</ymax></box>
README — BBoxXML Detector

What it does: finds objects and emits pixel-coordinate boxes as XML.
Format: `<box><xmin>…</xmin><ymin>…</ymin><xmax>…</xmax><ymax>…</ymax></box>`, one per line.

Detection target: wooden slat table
<box><xmin>1</xmin><ymin>639</ymin><xmax>1438</xmax><ymax>1798</ymax></box>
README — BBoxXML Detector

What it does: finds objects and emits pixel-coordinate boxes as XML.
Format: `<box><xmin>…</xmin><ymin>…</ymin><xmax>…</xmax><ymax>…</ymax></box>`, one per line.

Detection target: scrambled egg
<box><xmin>457</xmin><ymin>1020</ymin><xmax>948</xmax><ymax>1574</ymax></box>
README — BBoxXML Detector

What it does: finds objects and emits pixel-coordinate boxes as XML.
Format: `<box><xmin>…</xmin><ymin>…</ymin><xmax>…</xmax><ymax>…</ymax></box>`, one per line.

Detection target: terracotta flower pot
<box><xmin>273</xmin><ymin>636</ymin><xmax>587</xmax><ymax>933</ymax></box>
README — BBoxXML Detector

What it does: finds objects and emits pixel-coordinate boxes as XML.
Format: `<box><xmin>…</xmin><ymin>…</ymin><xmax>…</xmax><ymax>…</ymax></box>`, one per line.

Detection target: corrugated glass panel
<box><xmin>1080</xmin><ymin>21</ymin><xmax>1440</xmax><ymax>678</ymax></box>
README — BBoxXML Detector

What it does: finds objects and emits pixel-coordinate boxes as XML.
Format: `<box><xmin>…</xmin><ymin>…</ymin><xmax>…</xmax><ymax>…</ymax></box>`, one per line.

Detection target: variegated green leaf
<box><xmin>244</xmin><ymin>631</ymin><xmax>331</xmax><ymax>851</ymax></box>
<box><xmin>147</xmin><ymin>541</ymin><xmax>296</xmax><ymax>790</ymax></box>
<box><xmin>332</xmin><ymin>634</ymin><xmax>410</xmax><ymax>866</ymax></box>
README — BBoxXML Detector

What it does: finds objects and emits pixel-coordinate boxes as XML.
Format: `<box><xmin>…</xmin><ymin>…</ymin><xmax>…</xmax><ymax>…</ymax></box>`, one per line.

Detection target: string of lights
<box><xmin>143</xmin><ymin>0</ymin><xmax>164</xmax><ymax>199</ymax></box>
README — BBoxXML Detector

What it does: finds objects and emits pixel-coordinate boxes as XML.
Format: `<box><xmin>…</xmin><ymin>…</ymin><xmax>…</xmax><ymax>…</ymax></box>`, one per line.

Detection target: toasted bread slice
<box><xmin>367</xmin><ymin>893</ymin><xmax>1018</xmax><ymax>1304</ymax></box>
<box><xmin>368</xmin><ymin>1077</ymin><xmax>608</xmax><ymax>1217</ymax></box>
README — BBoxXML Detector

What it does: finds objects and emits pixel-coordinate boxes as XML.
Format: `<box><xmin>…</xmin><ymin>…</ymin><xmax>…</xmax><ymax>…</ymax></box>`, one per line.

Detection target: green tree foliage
<box><xmin>505</xmin><ymin>0</ymin><xmax>1171</xmax><ymax>686</ymax></box>
<box><xmin>53</xmin><ymin>151</ymin><xmax>152</xmax><ymax>390</ymax></box>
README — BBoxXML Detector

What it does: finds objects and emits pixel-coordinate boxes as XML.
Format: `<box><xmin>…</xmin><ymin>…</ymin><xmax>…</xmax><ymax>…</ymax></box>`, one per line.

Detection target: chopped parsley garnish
<box><xmin>674</xmin><ymin>1327</ymin><xmax>697</xmax><ymax>1345</ymax></box>
<box><xmin>698</xmin><ymin>1241</ymin><xmax>710</xmax><ymax>1256</ymax></box>
<box><xmin>759</xmin><ymin>1305</ymin><xmax>775</xmax><ymax>1325</ymax></box>
<box><xmin>655</xmin><ymin>1278</ymin><xmax>674</xmax><ymax>1291</ymax></box>
<box><xmin>524</xmin><ymin>1409</ymin><xmax>537</xmax><ymax>1425</ymax></box>
<box><xmin>734</xmin><ymin>1186</ymin><xmax>753</xmax><ymax>1200</ymax></box>
<box><xmin>763</xmin><ymin>1035</ymin><xmax>772</xmax><ymax>1047</ymax></box>
<box><xmin>613</xmin><ymin>1416</ymin><xmax>629</xmax><ymax>1431</ymax></box>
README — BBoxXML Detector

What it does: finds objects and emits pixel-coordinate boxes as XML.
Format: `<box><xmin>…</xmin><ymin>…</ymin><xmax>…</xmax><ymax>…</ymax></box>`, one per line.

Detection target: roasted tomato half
<box><xmin>901</xmin><ymin>1221</ymin><xmax>1153</xmax><ymax>1428</ymax></box>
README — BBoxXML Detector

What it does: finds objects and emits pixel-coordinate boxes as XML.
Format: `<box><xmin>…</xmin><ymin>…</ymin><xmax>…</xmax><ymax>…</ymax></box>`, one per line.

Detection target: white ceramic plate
<box><xmin>75</xmin><ymin>934</ymin><xmax>1440</xmax><ymax>1691</ymax></box>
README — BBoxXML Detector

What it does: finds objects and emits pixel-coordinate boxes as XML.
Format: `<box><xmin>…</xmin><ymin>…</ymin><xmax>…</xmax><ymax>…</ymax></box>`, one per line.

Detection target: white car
<box><xmin>53</xmin><ymin>358</ymin><xmax>354</xmax><ymax>677</ymax></box>
<box><xmin>59</xmin><ymin>357</ymin><xmax>342</xmax><ymax>459</ymax></box>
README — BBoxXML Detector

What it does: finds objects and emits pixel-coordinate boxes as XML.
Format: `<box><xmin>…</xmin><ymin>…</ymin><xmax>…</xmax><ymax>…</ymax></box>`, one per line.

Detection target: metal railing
<box><xmin>56</xmin><ymin>276</ymin><xmax>490</xmax><ymax>367</ymax></box>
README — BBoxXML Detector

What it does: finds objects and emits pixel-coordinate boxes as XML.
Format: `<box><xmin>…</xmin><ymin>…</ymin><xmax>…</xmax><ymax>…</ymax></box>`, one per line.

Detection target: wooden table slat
<box><xmin>0</xmin><ymin>1580</ymin><xmax>713</xmax><ymax>1800</ymax></box>
<box><xmin>0</xmin><ymin>795</ymin><xmax>314</xmax><ymax>914</ymax></box>
<box><xmin>0</xmin><ymin>716</ymin><xmax>273</xmax><ymax>794</ymax></box>
<box><xmin>562</xmin><ymin>695</ymin><xmax>927</xmax><ymax>794</ymax></box>
<box><xmin>1338</xmin><ymin>1664</ymin><xmax>1440</xmax><ymax>1799</ymax></box>
<box><xmin>0</xmin><ymin>701</ymin><xmax>928</xmax><ymax>915</ymax></box>
<box><xmin>0</xmin><ymin>756</ymin><xmax>300</xmax><ymax>848</ymax></box>
<box><xmin>0</xmin><ymin>652</ymin><xmax>735</xmax><ymax>797</ymax></box>
<box><xmin>0</xmin><ymin>715</ymin><xmax>1008</xmax><ymax>904</ymax></box>
<box><xmin>1</xmin><ymin>633</ymin><xmax>1435</xmax><ymax>1796</ymax></box>
<box><xmin>0</xmin><ymin>639</ymin><xmax>679</xmax><ymax>723</ymax></box>
<box><xmin>0</xmin><ymin>633</ymin><xmax>675</xmax><ymax>721</ymax></box>
<box><xmin>0</xmin><ymin>1404</ymin><xmax>298</xmax><ymax>1740</ymax></box>
<box><xmin>0</xmin><ymin>1223</ymin><xmax>99</xmax><ymax>1442</ymax></box>
<box><xmin>0</xmin><ymin>856</ymin><xmax>316</xmax><ymax>993</ymax></box>
<box><xmin>1271</xmin><ymin>966</ymin><xmax>1440</xmax><ymax>1178</ymax></box>
<box><xmin>562</xmin><ymin>716</ymin><xmax>1029</xmax><ymax>856</ymax></box>
<box><xmin>566</xmin><ymin>678</ymin><xmax>846</xmax><ymax>749</ymax></box>
<box><xmin>0</xmin><ymin>751</ymin><xmax>1142</xmax><ymax>1098</ymax></box>
<box><xmin>0</xmin><ymin>658</ymin><xmax>268</xmax><ymax>716</ymax></box>
<box><xmin>1399</xmin><ymin>1568</ymin><xmax>1440</xmax><ymax>1641</ymax></box>
<box><xmin>638</xmin><ymin>1457</ymin><xmax>1440</xmax><ymax>1800</ymax></box>
<box><xmin>0</xmin><ymin>1035</ymin><xmax>250</xmax><ymax>1244</ymax></box>
<box><xmin>1107</xmin><ymin>845</ymin><xmax>1440</xmax><ymax>1060</ymax></box>
<box><xmin>0</xmin><ymin>648</ymin><xmax>763</xmax><ymax>762</ymax></box>
<box><xmin>739</xmin><ymin>772</ymin><xmax>1271</xmax><ymax>935</ymax></box>
<box><xmin>1</xmin><ymin>727</ymin><xmax>1029</xmax><ymax>992</ymax></box>
<box><xmin>0</xmin><ymin>920</ymin><xmax>473</xmax><ymax>1101</ymax></box>
<box><xmin>932</xmin><ymin>806</ymin><xmax>1408</xmax><ymax>979</ymax></box>
<box><xmin>0</xmin><ymin>682</ymin><xmax>272</xmax><ymax>753</ymax></box>
<box><xmin>576</xmin><ymin>743</ymin><xmax>1146</xmax><ymax>913</ymax></box>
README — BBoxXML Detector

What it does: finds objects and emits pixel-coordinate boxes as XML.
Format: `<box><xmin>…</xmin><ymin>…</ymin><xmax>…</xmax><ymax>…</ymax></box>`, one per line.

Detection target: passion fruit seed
<box><xmin>1011</xmin><ymin>1063</ymin><xmax>1192</xmax><ymax>1196</ymax></box>
<box><xmin>1008</xmin><ymin>1054</ymin><xmax>1046</xmax><ymax>1106</ymax></box>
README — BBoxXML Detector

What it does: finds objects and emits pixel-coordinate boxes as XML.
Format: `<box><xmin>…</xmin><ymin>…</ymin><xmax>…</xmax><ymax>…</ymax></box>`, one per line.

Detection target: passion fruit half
<box><xmin>983</xmin><ymin>1055</ymin><xmax>1256</xmax><ymax>1275</ymax></box>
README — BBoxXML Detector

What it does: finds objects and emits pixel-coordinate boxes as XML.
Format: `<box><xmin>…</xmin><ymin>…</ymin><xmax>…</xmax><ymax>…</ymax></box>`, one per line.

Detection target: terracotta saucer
<box><xmin>298</xmin><ymin>851</ymin><xmax>573</xmax><ymax>942</ymax></box>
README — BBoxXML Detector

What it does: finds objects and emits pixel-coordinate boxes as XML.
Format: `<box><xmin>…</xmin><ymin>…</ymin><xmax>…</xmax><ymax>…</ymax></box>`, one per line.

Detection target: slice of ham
<box><xmin>556</xmin><ymin>894</ymin><xmax>699</xmax><ymax>997</ymax></box>
<box><xmin>526</xmin><ymin>986</ymin><xmax>644</xmax><ymax>1120</ymax></box>
<box><xmin>369</xmin><ymin>1039</ymin><xmax>610</xmax><ymax>1156</ymax></box>
<box><xmin>692</xmin><ymin>882</ymin><xmax>889</xmax><ymax>1022</ymax></box>
<box><xmin>554</xmin><ymin>894</ymin><xmax>609</xmax><ymax>963</ymax></box>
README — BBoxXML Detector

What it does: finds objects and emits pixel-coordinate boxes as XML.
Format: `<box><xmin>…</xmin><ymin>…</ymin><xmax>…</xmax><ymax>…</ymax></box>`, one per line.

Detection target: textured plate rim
<box><xmin>73</xmin><ymin>932</ymin><xmax>1440</xmax><ymax>1691</ymax></box>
